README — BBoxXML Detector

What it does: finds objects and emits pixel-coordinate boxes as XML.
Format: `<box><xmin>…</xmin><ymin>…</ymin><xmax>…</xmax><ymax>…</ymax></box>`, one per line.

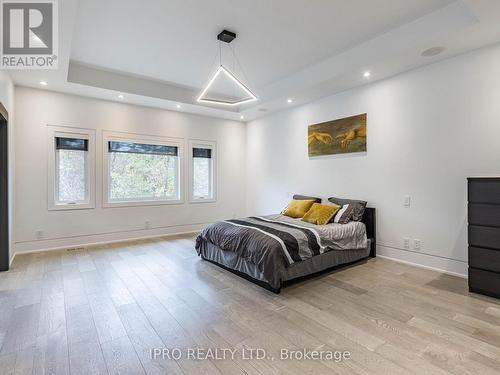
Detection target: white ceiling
<box><xmin>8</xmin><ymin>0</ymin><xmax>500</xmax><ymax>121</ymax></box>
<box><xmin>70</xmin><ymin>0</ymin><xmax>453</xmax><ymax>89</ymax></box>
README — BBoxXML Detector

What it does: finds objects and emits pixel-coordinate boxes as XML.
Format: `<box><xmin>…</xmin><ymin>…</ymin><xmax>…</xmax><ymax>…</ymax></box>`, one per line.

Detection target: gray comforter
<box><xmin>195</xmin><ymin>214</ymin><xmax>367</xmax><ymax>276</ymax></box>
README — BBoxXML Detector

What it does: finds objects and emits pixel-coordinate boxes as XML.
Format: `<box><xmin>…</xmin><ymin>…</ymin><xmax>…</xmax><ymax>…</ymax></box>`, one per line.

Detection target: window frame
<box><xmin>188</xmin><ymin>139</ymin><xmax>217</xmax><ymax>203</ymax></box>
<box><xmin>102</xmin><ymin>131</ymin><xmax>184</xmax><ymax>208</ymax></box>
<box><xmin>47</xmin><ymin>125</ymin><xmax>96</xmax><ymax>211</ymax></box>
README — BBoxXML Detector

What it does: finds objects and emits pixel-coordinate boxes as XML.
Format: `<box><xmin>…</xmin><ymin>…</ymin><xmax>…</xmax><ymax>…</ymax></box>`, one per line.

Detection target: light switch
<box><xmin>404</xmin><ymin>195</ymin><xmax>411</xmax><ymax>207</ymax></box>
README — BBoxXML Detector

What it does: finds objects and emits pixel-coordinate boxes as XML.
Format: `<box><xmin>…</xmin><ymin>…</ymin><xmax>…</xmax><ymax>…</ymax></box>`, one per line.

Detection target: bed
<box><xmin>195</xmin><ymin>205</ymin><xmax>376</xmax><ymax>293</ymax></box>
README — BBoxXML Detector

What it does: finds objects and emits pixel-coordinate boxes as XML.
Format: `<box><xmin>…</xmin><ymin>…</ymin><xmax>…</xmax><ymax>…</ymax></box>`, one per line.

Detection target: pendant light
<box><xmin>197</xmin><ymin>29</ymin><xmax>257</xmax><ymax>106</ymax></box>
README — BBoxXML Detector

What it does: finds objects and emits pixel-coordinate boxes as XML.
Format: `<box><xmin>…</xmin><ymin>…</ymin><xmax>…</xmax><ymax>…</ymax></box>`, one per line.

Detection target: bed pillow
<box><xmin>293</xmin><ymin>194</ymin><xmax>321</xmax><ymax>203</ymax></box>
<box><xmin>283</xmin><ymin>199</ymin><xmax>316</xmax><ymax>218</ymax></box>
<box><xmin>281</xmin><ymin>194</ymin><xmax>321</xmax><ymax>215</ymax></box>
<box><xmin>328</xmin><ymin>197</ymin><xmax>367</xmax><ymax>222</ymax></box>
<box><xmin>331</xmin><ymin>204</ymin><xmax>353</xmax><ymax>224</ymax></box>
<box><xmin>321</xmin><ymin>199</ymin><xmax>350</xmax><ymax>223</ymax></box>
<box><xmin>302</xmin><ymin>203</ymin><xmax>340</xmax><ymax>225</ymax></box>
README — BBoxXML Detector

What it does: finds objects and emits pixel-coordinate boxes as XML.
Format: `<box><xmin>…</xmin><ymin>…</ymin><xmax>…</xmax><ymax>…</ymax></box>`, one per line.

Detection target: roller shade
<box><xmin>193</xmin><ymin>147</ymin><xmax>212</xmax><ymax>158</ymax></box>
<box><xmin>56</xmin><ymin>137</ymin><xmax>88</xmax><ymax>151</ymax></box>
<box><xmin>108</xmin><ymin>141</ymin><xmax>178</xmax><ymax>156</ymax></box>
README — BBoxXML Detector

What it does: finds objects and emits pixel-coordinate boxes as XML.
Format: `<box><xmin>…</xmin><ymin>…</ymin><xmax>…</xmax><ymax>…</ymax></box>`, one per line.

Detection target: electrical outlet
<box><xmin>414</xmin><ymin>239</ymin><xmax>421</xmax><ymax>250</ymax></box>
<box><xmin>404</xmin><ymin>195</ymin><xmax>411</xmax><ymax>207</ymax></box>
<box><xmin>35</xmin><ymin>230</ymin><xmax>44</xmax><ymax>239</ymax></box>
<box><xmin>145</xmin><ymin>220</ymin><xmax>151</xmax><ymax>229</ymax></box>
<box><xmin>403</xmin><ymin>237</ymin><xmax>410</xmax><ymax>249</ymax></box>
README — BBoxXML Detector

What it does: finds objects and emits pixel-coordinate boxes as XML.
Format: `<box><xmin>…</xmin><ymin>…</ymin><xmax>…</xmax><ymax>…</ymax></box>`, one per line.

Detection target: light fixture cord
<box><xmin>219</xmin><ymin>41</ymin><xmax>222</xmax><ymax>66</ymax></box>
<box><xmin>230</xmin><ymin>43</ymin><xmax>251</xmax><ymax>87</ymax></box>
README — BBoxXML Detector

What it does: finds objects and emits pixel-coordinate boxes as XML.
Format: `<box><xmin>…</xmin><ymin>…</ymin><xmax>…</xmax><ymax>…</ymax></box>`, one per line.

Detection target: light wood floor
<box><xmin>1</xmin><ymin>234</ymin><xmax>500</xmax><ymax>374</ymax></box>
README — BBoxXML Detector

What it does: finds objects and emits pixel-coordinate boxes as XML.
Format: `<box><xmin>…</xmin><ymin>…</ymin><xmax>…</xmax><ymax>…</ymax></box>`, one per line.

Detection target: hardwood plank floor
<box><xmin>1</xmin><ymin>234</ymin><xmax>500</xmax><ymax>374</ymax></box>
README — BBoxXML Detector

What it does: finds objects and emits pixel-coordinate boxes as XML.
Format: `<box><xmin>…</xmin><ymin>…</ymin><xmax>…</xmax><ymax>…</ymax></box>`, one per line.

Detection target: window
<box><xmin>56</xmin><ymin>137</ymin><xmax>88</xmax><ymax>202</ymax></box>
<box><xmin>103</xmin><ymin>133</ymin><xmax>183</xmax><ymax>207</ymax></box>
<box><xmin>48</xmin><ymin>126</ymin><xmax>95</xmax><ymax>210</ymax></box>
<box><xmin>189</xmin><ymin>140</ymin><xmax>216</xmax><ymax>202</ymax></box>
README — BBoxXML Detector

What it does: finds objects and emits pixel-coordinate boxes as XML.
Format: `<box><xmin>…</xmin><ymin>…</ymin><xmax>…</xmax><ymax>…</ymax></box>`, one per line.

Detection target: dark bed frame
<box><xmin>203</xmin><ymin>207</ymin><xmax>376</xmax><ymax>294</ymax></box>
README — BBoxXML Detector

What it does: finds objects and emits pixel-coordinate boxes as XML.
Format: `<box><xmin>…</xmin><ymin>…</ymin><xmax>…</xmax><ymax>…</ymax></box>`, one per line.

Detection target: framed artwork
<box><xmin>308</xmin><ymin>113</ymin><xmax>367</xmax><ymax>156</ymax></box>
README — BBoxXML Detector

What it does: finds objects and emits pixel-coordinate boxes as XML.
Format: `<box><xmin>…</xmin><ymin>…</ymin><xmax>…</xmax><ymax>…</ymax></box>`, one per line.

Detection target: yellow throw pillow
<box><xmin>302</xmin><ymin>203</ymin><xmax>340</xmax><ymax>225</ymax></box>
<box><xmin>283</xmin><ymin>199</ymin><xmax>316</xmax><ymax>218</ymax></box>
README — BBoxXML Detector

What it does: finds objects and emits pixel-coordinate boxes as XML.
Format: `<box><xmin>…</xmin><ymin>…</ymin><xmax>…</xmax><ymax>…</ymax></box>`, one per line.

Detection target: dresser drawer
<box><xmin>469</xmin><ymin>268</ymin><xmax>500</xmax><ymax>298</ymax></box>
<box><xmin>469</xmin><ymin>204</ymin><xmax>500</xmax><ymax>227</ymax></box>
<box><xmin>469</xmin><ymin>247</ymin><xmax>500</xmax><ymax>273</ymax></box>
<box><xmin>468</xmin><ymin>179</ymin><xmax>500</xmax><ymax>204</ymax></box>
<box><xmin>468</xmin><ymin>225</ymin><xmax>500</xmax><ymax>250</ymax></box>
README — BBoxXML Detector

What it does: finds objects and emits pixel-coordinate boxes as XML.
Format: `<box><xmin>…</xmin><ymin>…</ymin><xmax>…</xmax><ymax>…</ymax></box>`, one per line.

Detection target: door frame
<box><xmin>0</xmin><ymin>102</ymin><xmax>9</xmax><ymax>271</ymax></box>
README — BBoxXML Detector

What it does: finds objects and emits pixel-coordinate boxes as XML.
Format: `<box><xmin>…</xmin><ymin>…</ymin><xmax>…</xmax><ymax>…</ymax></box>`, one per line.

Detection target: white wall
<box><xmin>246</xmin><ymin>43</ymin><xmax>500</xmax><ymax>277</ymax></box>
<box><xmin>0</xmin><ymin>71</ymin><xmax>15</xmax><ymax>264</ymax></box>
<box><xmin>14</xmin><ymin>87</ymin><xmax>246</xmax><ymax>253</ymax></box>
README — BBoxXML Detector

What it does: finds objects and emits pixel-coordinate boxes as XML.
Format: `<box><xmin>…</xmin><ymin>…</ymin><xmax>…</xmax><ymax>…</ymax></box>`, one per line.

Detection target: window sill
<box><xmin>103</xmin><ymin>199</ymin><xmax>184</xmax><ymax>208</ymax></box>
<box><xmin>189</xmin><ymin>198</ymin><xmax>217</xmax><ymax>204</ymax></box>
<box><xmin>48</xmin><ymin>202</ymin><xmax>95</xmax><ymax>211</ymax></box>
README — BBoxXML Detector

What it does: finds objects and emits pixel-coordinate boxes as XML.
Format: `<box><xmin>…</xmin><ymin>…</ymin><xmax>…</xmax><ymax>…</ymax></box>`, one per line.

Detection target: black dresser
<box><xmin>468</xmin><ymin>178</ymin><xmax>500</xmax><ymax>299</ymax></box>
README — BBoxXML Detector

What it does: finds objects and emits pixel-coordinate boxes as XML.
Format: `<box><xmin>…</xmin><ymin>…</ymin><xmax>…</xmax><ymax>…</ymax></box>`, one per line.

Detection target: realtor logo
<box><xmin>1</xmin><ymin>0</ymin><xmax>58</xmax><ymax>69</ymax></box>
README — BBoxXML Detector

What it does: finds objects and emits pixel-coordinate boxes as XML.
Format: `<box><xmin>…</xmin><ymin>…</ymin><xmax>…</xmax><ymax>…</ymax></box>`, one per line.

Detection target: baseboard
<box><xmin>13</xmin><ymin>223</ymin><xmax>208</xmax><ymax>255</ymax></box>
<box><xmin>376</xmin><ymin>244</ymin><xmax>468</xmax><ymax>278</ymax></box>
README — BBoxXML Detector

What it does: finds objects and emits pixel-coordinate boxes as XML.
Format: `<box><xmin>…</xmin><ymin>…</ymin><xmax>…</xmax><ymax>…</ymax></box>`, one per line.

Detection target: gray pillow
<box><xmin>328</xmin><ymin>197</ymin><xmax>367</xmax><ymax>222</ymax></box>
<box><xmin>332</xmin><ymin>204</ymin><xmax>353</xmax><ymax>224</ymax></box>
<box><xmin>293</xmin><ymin>194</ymin><xmax>321</xmax><ymax>203</ymax></box>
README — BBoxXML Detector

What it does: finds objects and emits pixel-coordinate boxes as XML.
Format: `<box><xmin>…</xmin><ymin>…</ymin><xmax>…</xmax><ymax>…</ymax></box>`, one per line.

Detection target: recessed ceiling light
<box><xmin>118</xmin><ymin>94</ymin><xmax>124</xmax><ymax>99</ymax></box>
<box><xmin>363</xmin><ymin>71</ymin><xmax>371</xmax><ymax>78</ymax></box>
<box><xmin>240</xmin><ymin>115</ymin><xmax>244</xmax><ymax>120</ymax></box>
<box><xmin>176</xmin><ymin>104</ymin><xmax>181</xmax><ymax>109</ymax></box>
<box><xmin>421</xmin><ymin>46</ymin><xmax>445</xmax><ymax>57</ymax></box>
<box><xmin>39</xmin><ymin>80</ymin><xmax>47</xmax><ymax>86</ymax></box>
<box><xmin>287</xmin><ymin>98</ymin><xmax>293</xmax><ymax>103</ymax></box>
